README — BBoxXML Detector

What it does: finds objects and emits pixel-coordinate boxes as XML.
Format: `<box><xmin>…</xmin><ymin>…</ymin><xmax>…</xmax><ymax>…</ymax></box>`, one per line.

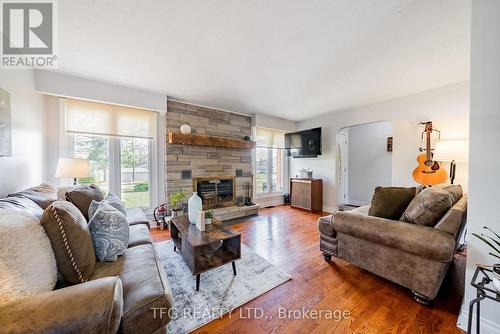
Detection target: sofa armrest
<box><xmin>333</xmin><ymin>211</ymin><xmax>456</xmax><ymax>262</ymax></box>
<box><xmin>0</xmin><ymin>277</ymin><xmax>123</xmax><ymax>334</ymax></box>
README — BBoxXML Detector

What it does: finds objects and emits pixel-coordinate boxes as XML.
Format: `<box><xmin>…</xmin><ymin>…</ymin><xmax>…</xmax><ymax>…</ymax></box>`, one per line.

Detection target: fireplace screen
<box><xmin>194</xmin><ymin>176</ymin><xmax>235</xmax><ymax>209</ymax></box>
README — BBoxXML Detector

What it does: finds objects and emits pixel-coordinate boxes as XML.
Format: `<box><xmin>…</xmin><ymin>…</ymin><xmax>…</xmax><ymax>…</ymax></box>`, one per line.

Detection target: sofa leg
<box><xmin>412</xmin><ymin>291</ymin><xmax>433</xmax><ymax>306</ymax></box>
<box><xmin>322</xmin><ymin>252</ymin><xmax>332</xmax><ymax>261</ymax></box>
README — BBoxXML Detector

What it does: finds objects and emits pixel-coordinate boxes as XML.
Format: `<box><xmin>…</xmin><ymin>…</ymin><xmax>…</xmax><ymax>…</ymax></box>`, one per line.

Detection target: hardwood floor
<box><xmin>150</xmin><ymin>205</ymin><xmax>466</xmax><ymax>334</ymax></box>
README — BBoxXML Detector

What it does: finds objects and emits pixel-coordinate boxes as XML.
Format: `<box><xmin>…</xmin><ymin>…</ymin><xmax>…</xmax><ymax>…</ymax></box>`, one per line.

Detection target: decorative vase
<box><xmin>180</xmin><ymin>124</ymin><xmax>192</xmax><ymax>135</ymax></box>
<box><xmin>188</xmin><ymin>192</ymin><xmax>202</xmax><ymax>224</ymax></box>
<box><xmin>205</xmin><ymin>218</ymin><xmax>212</xmax><ymax>225</ymax></box>
<box><xmin>493</xmin><ymin>264</ymin><xmax>500</xmax><ymax>293</ymax></box>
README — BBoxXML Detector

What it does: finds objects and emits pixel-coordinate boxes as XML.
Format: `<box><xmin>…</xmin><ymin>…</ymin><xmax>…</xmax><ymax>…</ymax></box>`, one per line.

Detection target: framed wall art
<box><xmin>0</xmin><ymin>88</ymin><xmax>12</xmax><ymax>157</ymax></box>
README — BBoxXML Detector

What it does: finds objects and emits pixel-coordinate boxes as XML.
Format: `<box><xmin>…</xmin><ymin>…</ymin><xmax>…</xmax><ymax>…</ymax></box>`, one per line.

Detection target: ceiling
<box><xmin>56</xmin><ymin>0</ymin><xmax>470</xmax><ymax>121</ymax></box>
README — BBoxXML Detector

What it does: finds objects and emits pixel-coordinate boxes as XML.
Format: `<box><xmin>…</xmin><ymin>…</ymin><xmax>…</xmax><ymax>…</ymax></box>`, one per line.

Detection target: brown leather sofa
<box><xmin>0</xmin><ymin>184</ymin><xmax>173</xmax><ymax>334</ymax></box>
<box><xmin>317</xmin><ymin>190</ymin><xmax>467</xmax><ymax>304</ymax></box>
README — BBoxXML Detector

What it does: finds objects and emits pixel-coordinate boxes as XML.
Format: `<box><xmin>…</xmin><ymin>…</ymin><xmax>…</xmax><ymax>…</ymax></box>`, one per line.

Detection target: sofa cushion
<box><xmin>128</xmin><ymin>224</ymin><xmax>152</xmax><ymax>248</ymax></box>
<box><xmin>0</xmin><ymin>197</ymin><xmax>44</xmax><ymax>219</ymax></box>
<box><xmin>126</xmin><ymin>207</ymin><xmax>150</xmax><ymax>227</ymax></box>
<box><xmin>400</xmin><ymin>185</ymin><xmax>462</xmax><ymax>227</ymax></box>
<box><xmin>90</xmin><ymin>243</ymin><xmax>173</xmax><ymax>334</ymax></box>
<box><xmin>89</xmin><ymin>192</ymin><xmax>127</xmax><ymax>218</ymax></box>
<box><xmin>8</xmin><ymin>183</ymin><xmax>57</xmax><ymax>209</ymax></box>
<box><xmin>368</xmin><ymin>186</ymin><xmax>417</xmax><ymax>220</ymax></box>
<box><xmin>41</xmin><ymin>201</ymin><xmax>96</xmax><ymax>283</ymax></box>
<box><xmin>65</xmin><ymin>184</ymin><xmax>104</xmax><ymax>221</ymax></box>
<box><xmin>88</xmin><ymin>202</ymin><xmax>129</xmax><ymax>262</ymax></box>
<box><xmin>0</xmin><ymin>210</ymin><xmax>57</xmax><ymax>305</ymax></box>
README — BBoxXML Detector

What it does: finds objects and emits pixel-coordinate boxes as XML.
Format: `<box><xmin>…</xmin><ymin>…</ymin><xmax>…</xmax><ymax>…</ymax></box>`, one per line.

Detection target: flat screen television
<box><xmin>285</xmin><ymin>127</ymin><xmax>322</xmax><ymax>158</ymax></box>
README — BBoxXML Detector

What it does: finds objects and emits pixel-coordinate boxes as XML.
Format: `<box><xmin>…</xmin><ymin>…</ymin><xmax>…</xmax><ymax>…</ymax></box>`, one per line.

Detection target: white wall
<box><xmin>0</xmin><ymin>70</ymin><xmax>45</xmax><ymax>197</ymax></box>
<box><xmin>289</xmin><ymin>81</ymin><xmax>469</xmax><ymax>211</ymax></box>
<box><xmin>347</xmin><ymin>121</ymin><xmax>393</xmax><ymax>205</ymax></box>
<box><xmin>457</xmin><ymin>1</ymin><xmax>500</xmax><ymax>332</ymax></box>
<box><xmin>252</xmin><ymin>114</ymin><xmax>297</xmax><ymax>133</ymax></box>
<box><xmin>34</xmin><ymin>70</ymin><xmax>167</xmax><ymax>112</ymax></box>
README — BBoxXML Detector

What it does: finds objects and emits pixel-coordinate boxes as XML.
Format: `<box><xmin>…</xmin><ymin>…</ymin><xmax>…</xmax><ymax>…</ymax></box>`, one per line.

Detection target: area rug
<box><xmin>155</xmin><ymin>240</ymin><xmax>291</xmax><ymax>334</ymax></box>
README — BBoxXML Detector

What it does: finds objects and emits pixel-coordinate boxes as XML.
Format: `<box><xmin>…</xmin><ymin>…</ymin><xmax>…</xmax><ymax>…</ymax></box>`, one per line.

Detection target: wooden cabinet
<box><xmin>290</xmin><ymin>178</ymin><xmax>322</xmax><ymax>212</ymax></box>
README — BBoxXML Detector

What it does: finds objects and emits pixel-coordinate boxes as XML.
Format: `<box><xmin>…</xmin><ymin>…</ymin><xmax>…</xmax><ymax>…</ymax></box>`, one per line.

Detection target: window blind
<box><xmin>255</xmin><ymin>128</ymin><xmax>285</xmax><ymax>148</ymax></box>
<box><xmin>64</xmin><ymin>99</ymin><xmax>156</xmax><ymax>139</ymax></box>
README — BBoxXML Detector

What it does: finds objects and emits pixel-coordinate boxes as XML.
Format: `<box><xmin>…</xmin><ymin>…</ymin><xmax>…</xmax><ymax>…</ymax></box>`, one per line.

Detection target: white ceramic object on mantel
<box><xmin>188</xmin><ymin>192</ymin><xmax>202</xmax><ymax>224</ymax></box>
<box><xmin>180</xmin><ymin>124</ymin><xmax>192</xmax><ymax>135</ymax></box>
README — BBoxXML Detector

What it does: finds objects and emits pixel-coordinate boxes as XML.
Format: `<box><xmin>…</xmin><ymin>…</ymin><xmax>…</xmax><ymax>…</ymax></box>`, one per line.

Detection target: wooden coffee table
<box><xmin>169</xmin><ymin>215</ymin><xmax>241</xmax><ymax>291</ymax></box>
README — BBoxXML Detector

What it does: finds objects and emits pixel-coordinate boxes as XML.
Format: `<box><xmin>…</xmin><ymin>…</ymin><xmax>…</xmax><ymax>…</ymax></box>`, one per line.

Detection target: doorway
<box><xmin>338</xmin><ymin>121</ymin><xmax>393</xmax><ymax>206</ymax></box>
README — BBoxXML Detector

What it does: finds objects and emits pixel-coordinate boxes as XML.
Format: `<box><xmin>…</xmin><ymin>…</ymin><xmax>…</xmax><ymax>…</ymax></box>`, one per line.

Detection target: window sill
<box><xmin>255</xmin><ymin>192</ymin><xmax>284</xmax><ymax>199</ymax></box>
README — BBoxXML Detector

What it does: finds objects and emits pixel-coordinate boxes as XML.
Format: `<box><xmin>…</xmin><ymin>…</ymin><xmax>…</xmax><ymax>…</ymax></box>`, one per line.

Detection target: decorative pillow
<box><xmin>8</xmin><ymin>183</ymin><xmax>57</xmax><ymax>209</ymax></box>
<box><xmin>41</xmin><ymin>201</ymin><xmax>96</xmax><ymax>283</ymax></box>
<box><xmin>65</xmin><ymin>184</ymin><xmax>104</xmax><ymax>221</ymax></box>
<box><xmin>88</xmin><ymin>192</ymin><xmax>127</xmax><ymax>220</ymax></box>
<box><xmin>88</xmin><ymin>202</ymin><xmax>129</xmax><ymax>262</ymax></box>
<box><xmin>0</xmin><ymin>209</ymin><xmax>57</xmax><ymax>305</ymax></box>
<box><xmin>368</xmin><ymin>186</ymin><xmax>417</xmax><ymax>220</ymax></box>
<box><xmin>400</xmin><ymin>184</ymin><xmax>462</xmax><ymax>227</ymax></box>
<box><xmin>435</xmin><ymin>183</ymin><xmax>463</xmax><ymax>205</ymax></box>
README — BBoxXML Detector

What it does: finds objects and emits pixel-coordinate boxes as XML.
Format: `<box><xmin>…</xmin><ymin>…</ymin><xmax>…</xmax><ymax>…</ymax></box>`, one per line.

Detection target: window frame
<box><xmin>59</xmin><ymin>99</ymin><xmax>158</xmax><ymax>211</ymax></box>
<box><xmin>253</xmin><ymin>128</ymin><xmax>285</xmax><ymax>198</ymax></box>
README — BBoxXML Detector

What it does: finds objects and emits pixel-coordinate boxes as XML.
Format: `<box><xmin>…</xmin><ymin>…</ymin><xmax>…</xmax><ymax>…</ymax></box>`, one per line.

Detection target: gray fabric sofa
<box><xmin>318</xmin><ymin>192</ymin><xmax>467</xmax><ymax>304</ymax></box>
<box><xmin>0</xmin><ymin>184</ymin><xmax>172</xmax><ymax>334</ymax></box>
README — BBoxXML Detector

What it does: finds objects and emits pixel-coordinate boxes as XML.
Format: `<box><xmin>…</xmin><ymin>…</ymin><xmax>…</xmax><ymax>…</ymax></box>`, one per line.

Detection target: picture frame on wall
<box><xmin>387</xmin><ymin>136</ymin><xmax>393</xmax><ymax>152</ymax></box>
<box><xmin>0</xmin><ymin>88</ymin><xmax>12</xmax><ymax>157</ymax></box>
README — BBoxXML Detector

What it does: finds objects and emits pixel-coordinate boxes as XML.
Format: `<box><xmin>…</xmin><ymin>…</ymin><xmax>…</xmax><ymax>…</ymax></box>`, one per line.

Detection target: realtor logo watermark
<box><xmin>1</xmin><ymin>0</ymin><xmax>57</xmax><ymax>68</ymax></box>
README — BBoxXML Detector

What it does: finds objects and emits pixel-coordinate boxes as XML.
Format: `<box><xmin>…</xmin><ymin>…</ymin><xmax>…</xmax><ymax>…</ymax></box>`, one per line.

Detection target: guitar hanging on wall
<box><xmin>412</xmin><ymin>121</ymin><xmax>447</xmax><ymax>186</ymax></box>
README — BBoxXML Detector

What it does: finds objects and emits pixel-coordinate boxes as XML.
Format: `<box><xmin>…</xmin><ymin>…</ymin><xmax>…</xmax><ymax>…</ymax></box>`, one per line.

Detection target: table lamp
<box><xmin>433</xmin><ymin>140</ymin><xmax>468</xmax><ymax>184</ymax></box>
<box><xmin>55</xmin><ymin>158</ymin><xmax>90</xmax><ymax>185</ymax></box>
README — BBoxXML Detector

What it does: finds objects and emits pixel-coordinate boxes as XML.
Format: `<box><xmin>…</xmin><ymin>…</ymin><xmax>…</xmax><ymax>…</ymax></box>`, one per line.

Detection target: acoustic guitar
<box><xmin>412</xmin><ymin>121</ymin><xmax>447</xmax><ymax>186</ymax></box>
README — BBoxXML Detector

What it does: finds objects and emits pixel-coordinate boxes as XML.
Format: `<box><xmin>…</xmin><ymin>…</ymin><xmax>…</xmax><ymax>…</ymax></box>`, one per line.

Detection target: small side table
<box><xmin>467</xmin><ymin>266</ymin><xmax>500</xmax><ymax>334</ymax></box>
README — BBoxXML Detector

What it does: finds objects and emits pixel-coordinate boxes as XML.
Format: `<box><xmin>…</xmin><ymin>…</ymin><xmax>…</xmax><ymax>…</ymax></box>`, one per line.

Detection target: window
<box><xmin>120</xmin><ymin>137</ymin><xmax>150</xmax><ymax>208</ymax></box>
<box><xmin>64</xmin><ymin>99</ymin><xmax>157</xmax><ymax>209</ymax></box>
<box><xmin>255</xmin><ymin>128</ymin><xmax>284</xmax><ymax>195</ymax></box>
<box><xmin>73</xmin><ymin>134</ymin><xmax>110</xmax><ymax>194</ymax></box>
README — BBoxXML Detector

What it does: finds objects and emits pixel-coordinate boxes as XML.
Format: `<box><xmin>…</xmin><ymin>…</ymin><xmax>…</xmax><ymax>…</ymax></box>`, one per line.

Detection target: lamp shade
<box><xmin>55</xmin><ymin>158</ymin><xmax>90</xmax><ymax>178</ymax></box>
<box><xmin>433</xmin><ymin>140</ymin><xmax>469</xmax><ymax>162</ymax></box>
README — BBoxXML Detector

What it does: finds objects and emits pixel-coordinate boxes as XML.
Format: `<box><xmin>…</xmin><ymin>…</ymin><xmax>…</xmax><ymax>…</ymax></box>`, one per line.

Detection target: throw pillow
<box><xmin>368</xmin><ymin>186</ymin><xmax>417</xmax><ymax>220</ymax></box>
<box><xmin>400</xmin><ymin>184</ymin><xmax>462</xmax><ymax>227</ymax></box>
<box><xmin>65</xmin><ymin>184</ymin><xmax>104</xmax><ymax>221</ymax></box>
<box><xmin>0</xmin><ymin>209</ymin><xmax>57</xmax><ymax>305</ymax></box>
<box><xmin>88</xmin><ymin>202</ymin><xmax>129</xmax><ymax>262</ymax></box>
<box><xmin>88</xmin><ymin>192</ymin><xmax>127</xmax><ymax>220</ymax></box>
<box><xmin>41</xmin><ymin>201</ymin><xmax>96</xmax><ymax>283</ymax></box>
<box><xmin>8</xmin><ymin>183</ymin><xmax>57</xmax><ymax>209</ymax></box>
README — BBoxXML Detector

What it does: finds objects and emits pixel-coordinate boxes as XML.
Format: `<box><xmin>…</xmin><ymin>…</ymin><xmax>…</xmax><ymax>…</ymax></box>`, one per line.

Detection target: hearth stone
<box><xmin>212</xmin><ymin>205</ymin><xmax>260</xmax><ymax>221</ymax></box>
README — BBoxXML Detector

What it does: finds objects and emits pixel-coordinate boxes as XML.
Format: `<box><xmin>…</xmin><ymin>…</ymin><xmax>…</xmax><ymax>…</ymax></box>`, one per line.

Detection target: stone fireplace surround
<box><xmin>165</xmin><ymin>100</ymin><xmax>259</xmax><ymax>221</ymax></box>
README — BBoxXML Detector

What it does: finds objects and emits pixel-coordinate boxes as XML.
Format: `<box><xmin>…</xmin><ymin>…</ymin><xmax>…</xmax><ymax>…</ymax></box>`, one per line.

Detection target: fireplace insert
<box><xmin>193</xmin><ymin>176</ymin><xmax>235</xmax><ymax>209</ymax></box>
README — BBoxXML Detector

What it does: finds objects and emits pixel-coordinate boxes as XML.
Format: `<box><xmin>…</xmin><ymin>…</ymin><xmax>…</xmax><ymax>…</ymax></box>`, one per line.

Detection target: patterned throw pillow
<box><xmin>88</xmin><ymin>202</ymin><xmax>129</xmax><ymax>262</ymax></box>
<box><xmin>88</xmin><ymin>192</ymin><xmax>127</xmax><ymax>220</ymax></box>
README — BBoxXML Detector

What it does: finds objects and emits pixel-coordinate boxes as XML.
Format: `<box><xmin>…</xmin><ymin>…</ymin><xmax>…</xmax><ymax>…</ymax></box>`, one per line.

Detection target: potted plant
<box><xmin>205</xmin><ymin>210</ymin><xmax>214</xmax><ymax>225</ymax></box>
<box><xmin>168</xmin><ymin>189</ymin><xmax>187</xmax><ymax>218</ymax></box>
<box><xmin>473</xmin><ymin>226</ymin><xmax>500</xmax><ymax>293</ymax></box>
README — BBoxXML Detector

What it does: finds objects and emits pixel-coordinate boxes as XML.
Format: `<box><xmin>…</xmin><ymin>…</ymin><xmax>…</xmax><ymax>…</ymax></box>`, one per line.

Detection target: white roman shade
<box><xmin>255</xmin><ymin>128</ymin><xmax>285</xmax><ymax>149</ymax></box>
<box><xmin>64</xmin><ymin>99</ymin><xmax>157</xmax><ymax>139</ymax></box>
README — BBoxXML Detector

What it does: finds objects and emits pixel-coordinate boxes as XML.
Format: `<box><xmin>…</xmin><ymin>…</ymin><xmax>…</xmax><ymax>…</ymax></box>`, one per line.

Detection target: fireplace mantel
<box><xmin>168</xmin><ymin>132</ymin><xmax>255</xmax><ymax>149</ymax></box>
